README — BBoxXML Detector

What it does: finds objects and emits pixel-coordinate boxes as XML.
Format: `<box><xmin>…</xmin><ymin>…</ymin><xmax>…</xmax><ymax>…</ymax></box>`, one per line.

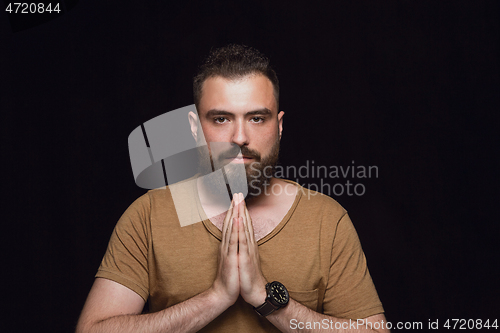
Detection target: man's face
<box><xmin>195</xmin><ymin>74</ymin><xmax>284</xmax><ymax>196</ymax></box>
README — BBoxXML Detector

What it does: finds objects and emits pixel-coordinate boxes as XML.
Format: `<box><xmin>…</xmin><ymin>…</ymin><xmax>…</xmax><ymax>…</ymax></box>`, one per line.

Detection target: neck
<box><xmin>196</xmin><ymin>176</ymin><xmax>278</xmax><ymax>211</ymax></box>
<box><xmin>196</xmin><ymin>176</ymin><xmax>231</xmax><ymax>211</ymax></box>
<box><xmin>243</xmin><ymin>178</ymin><xmax>277</xmax><ymax>207</ymax></box>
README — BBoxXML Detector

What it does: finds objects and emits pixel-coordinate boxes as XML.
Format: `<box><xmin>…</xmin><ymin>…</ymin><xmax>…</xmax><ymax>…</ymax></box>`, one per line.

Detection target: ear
<box><xmin>277</xmin><ymin>111</ymin><xmax>284</xmax><ymax>140</ymax></box>
<box><xmin>188</xmin><ymin>111</ymin><xmax>200</xmax><ymax>142</ymax></box>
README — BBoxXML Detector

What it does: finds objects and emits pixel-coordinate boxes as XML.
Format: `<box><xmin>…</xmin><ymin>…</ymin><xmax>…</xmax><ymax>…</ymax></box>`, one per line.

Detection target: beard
<box><xmin>196</xmin><ymin>139</ymin><xmax>280</xmax><ymax>199</ymax></box>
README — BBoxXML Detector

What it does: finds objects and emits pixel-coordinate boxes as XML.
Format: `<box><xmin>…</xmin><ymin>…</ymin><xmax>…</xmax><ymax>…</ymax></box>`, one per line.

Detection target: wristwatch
<box><xmin>254</xmin><ymin>281</ymin><xmax>289</xmax><ymax>316</ymax></box>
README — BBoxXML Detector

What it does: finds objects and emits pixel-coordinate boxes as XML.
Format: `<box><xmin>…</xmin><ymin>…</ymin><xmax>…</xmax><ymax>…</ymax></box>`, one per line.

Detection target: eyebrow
<box><xmin>205</xmin><ymin>108</ymin><xmax>272</xmax><ymax>118</ymax></box>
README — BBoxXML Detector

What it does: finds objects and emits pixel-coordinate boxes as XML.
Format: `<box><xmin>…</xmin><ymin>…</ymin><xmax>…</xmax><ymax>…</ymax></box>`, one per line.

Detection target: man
<box><xmin>76</xmin><ymin>44</ymin><xmax>388</xmax><ymax>332</ymax></box>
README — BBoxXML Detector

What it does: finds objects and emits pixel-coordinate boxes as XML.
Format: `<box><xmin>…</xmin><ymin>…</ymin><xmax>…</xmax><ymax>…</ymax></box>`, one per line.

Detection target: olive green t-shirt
<box><xmin>96</xmin><ymin>180</ymin><xmax>384</xmax><ymax>332</ymax></box>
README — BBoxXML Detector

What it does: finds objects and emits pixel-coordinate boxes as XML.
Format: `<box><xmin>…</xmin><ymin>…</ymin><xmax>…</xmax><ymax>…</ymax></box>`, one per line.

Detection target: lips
<box><xmin>224</xmin><ymin>152</ymin><xmax>252</xmax><ymax>159</ymax></box>
<box><xmin>225</xmin><ymin>154</ymin><xmax>255</xmax><ymax>164</ymax></box>
<box><xmin>229</xmin><ymin>155</ymin><xmax>252</xmax><ymax>160</ymax></box>
<box><xmin>219</xmin><ymin>147</ymin><xmax>260</xmax><ymax>162</ymax></box>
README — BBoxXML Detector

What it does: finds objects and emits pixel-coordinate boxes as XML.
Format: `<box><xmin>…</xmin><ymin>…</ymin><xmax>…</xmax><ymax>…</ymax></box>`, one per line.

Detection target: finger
<box><xmin>222</xmin><ymin>200</ymin><xmax>235</xmax><ymax>251</ymax></box>
<box><xmin>238</xmin><ymin>217</ymin><xmax>249</xmax><ymax>256</ymax></box>
<box><xmin>225</xmin><ymin>202</ymin><xmax>238</xmax><ymax>253</ymax></box>
<box><xmin>238</xmin><ymin>195</ymin><xmax>253</xmax><ymax>243</ymax></box>
<box><xmin>238</xmin><ymin>193</ymin><xmax>245</xmax><ymax>222</ymax></box>
<box><xmin>239</xmin><ymin>197</ymin><xmax>252</xmax><ymax>247</ymax></box>
<box><xmin>221</xmin><ymin>200</ymin><xmax>234</xmax><ymax>244</ymax></box>
<box><xmin>233</xmin><ymin>193</ymin><xmax>241</xmax><ymax>217</ymax></box>
<box><xmin>228</xmin><ymin>217</ymin><xmax>238</xmax><ymax>257</ymax></box>
<box><xmin>245</xmin><ymin>205</ymin><xmax>255</xmax><ymax>244</ymax></box>
<box><xmin>224</xmin><ymin>195</ymin><xmax>239</xmax><ymax>252</ymax></box>
<box><xmin>229</xmin><ymin>193</ymin><xmax>239</xmax><ymax>230</ymax></box>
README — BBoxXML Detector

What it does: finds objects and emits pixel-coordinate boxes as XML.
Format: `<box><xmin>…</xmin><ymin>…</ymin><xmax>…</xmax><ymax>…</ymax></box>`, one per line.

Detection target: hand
<box><xmin>210</xmin><ymin>196</ymin><xmax>240</xmax><ymax>307</ymax></box>
<box><xmin>236</xmin><ymin>193</ymin><xmax>268</xmax><ymax>307</ymax></box>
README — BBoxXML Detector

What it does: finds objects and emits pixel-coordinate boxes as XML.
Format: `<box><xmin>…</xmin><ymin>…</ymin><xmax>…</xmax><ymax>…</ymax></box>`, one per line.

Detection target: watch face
<box><xmin>269</xmin><ymin>282</ymin><xmax>289</xmax><ymax>305</ymax></box>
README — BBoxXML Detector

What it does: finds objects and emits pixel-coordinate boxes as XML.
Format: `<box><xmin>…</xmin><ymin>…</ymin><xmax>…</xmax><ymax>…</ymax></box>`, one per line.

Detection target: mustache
<box><xmin>219</xmin><ymin>145</ymin><xmax>261</xmax><ymax>161</ymax></box>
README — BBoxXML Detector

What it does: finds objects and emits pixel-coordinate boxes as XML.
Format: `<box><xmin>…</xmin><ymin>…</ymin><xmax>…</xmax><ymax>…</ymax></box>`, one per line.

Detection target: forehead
<box><xmin>198</xmin><ymin>74</ymin><xmax>277</xmax><ymax>116</ymax></box>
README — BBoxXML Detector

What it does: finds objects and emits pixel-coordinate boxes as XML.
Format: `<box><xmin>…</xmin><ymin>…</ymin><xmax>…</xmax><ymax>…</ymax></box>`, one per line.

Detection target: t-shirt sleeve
<box><xmin>95</xmin><ymin>193</ymin><xmax>151</xmax><ymax>301</ymax></box>
<box><xmin>323</xmin><ymin>213</ymin><xmax>384</xmax><ymax>319</ymax></box>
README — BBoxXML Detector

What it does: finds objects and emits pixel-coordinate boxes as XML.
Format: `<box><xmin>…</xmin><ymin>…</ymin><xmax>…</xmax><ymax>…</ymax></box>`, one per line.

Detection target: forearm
<box><xmin>78</xmin><ymin>288</ymin><xmax>229</xmax><ymax>333</ymax></box>
<box><xmin>266</xmin><ymin>299</ymin><xmax>389</xmax><ymax>333</ymax></box>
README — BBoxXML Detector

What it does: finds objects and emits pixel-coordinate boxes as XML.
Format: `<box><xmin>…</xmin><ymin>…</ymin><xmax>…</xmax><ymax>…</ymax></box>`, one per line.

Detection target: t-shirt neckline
<box><xmin>194</xmin><ymin>178</ymin><xmax>303</xmax><ymax>245</ymax></box>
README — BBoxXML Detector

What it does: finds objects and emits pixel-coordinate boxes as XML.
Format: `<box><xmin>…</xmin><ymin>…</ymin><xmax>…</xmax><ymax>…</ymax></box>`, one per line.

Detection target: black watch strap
<box><xmin>254</xmin><ymin>299</ymin><xmax>279</xmax><ymax>316</ymax></box>
<box><xmin>254</xmin><ymin>281</ymin><xmax>289</xmax><ymax>317</ymax></box>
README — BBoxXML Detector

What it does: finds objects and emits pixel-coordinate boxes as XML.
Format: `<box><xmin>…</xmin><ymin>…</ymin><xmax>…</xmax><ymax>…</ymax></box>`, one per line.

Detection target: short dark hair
<box><xmin>193</xmin><ymin>44</ymin><xmax>279</xmax><ymax>110</ymax></box>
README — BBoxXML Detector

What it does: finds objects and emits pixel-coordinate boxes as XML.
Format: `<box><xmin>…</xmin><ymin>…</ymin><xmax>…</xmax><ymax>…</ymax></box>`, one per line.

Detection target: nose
<box><xmin>231</xmin><ymin>120</ymin><xmax>249</xmax><ymax>147</ymax></box>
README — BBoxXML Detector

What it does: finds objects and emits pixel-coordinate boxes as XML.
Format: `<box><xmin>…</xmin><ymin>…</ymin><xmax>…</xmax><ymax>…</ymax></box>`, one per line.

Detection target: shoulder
<box><xmin>117</xmin><ymin>186</ymin><xmax>175</xmax><ymax>226</ymax></box>
<box><xmin>144</xmin><ymin>179</ymin><xmax>203</xmax><ymax>228</ymax></box>
<box><xmin>280</xmin><ymin>178</ymin><xmax>347</xmax><ymax>219</ymax></box>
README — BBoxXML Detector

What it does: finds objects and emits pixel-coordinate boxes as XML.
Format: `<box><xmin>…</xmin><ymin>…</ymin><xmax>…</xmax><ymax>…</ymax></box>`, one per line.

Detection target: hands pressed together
<box><xmin>211</xmin><ymin>193</ymin><xmax>268</xmax><ymax>308</ymax></box>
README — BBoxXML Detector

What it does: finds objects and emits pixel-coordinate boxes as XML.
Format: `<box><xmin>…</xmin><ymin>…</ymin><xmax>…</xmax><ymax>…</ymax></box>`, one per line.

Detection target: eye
<box><xmin>250</xmin><ymin>117</ymin><xmax>264</xmax><ymax>123</ymax></box>
<box><xmin>213</xmin><ymin>117</ymin><xmax>228</xmax><ymax>124</ymax></box>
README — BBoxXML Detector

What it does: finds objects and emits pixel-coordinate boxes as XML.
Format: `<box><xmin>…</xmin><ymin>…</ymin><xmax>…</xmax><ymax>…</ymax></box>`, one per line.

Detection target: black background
<box><xmin>1</xmin><ymin>1</ymin><xmax>499</xmax><ymax>332</ymax></box>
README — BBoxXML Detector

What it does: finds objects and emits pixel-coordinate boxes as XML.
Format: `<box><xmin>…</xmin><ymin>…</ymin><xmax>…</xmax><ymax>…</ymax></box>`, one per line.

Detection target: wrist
<box><xmin>247</xmin><ymin>286</ymin><xmax>268</xmax><ymax>307</ymax></box>
<box><xmin>253</xmin><ymin>281</ymin><xmax>290</xmax><ymax>317</ymax></box>
<box><xmin>207</xmin><ymin>284</ymin><xmax>235</xmax><ymax>309</ymax></box>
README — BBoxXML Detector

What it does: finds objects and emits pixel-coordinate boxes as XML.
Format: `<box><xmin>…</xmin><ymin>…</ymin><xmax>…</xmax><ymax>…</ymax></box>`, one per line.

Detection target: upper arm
<box><xmin>95</xmin><ymin>194</ymin><xmax>151</xmax><ymax>300</ymax></box>
<box><xmin>323</xmin><ymin>213</ymin><xmax>385</xmax><ymax>318</ymax></box>
<box><xmin>76</xmin><ymin>278</ymin><xmax>146</xmax><ymax>332</ymax></box>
